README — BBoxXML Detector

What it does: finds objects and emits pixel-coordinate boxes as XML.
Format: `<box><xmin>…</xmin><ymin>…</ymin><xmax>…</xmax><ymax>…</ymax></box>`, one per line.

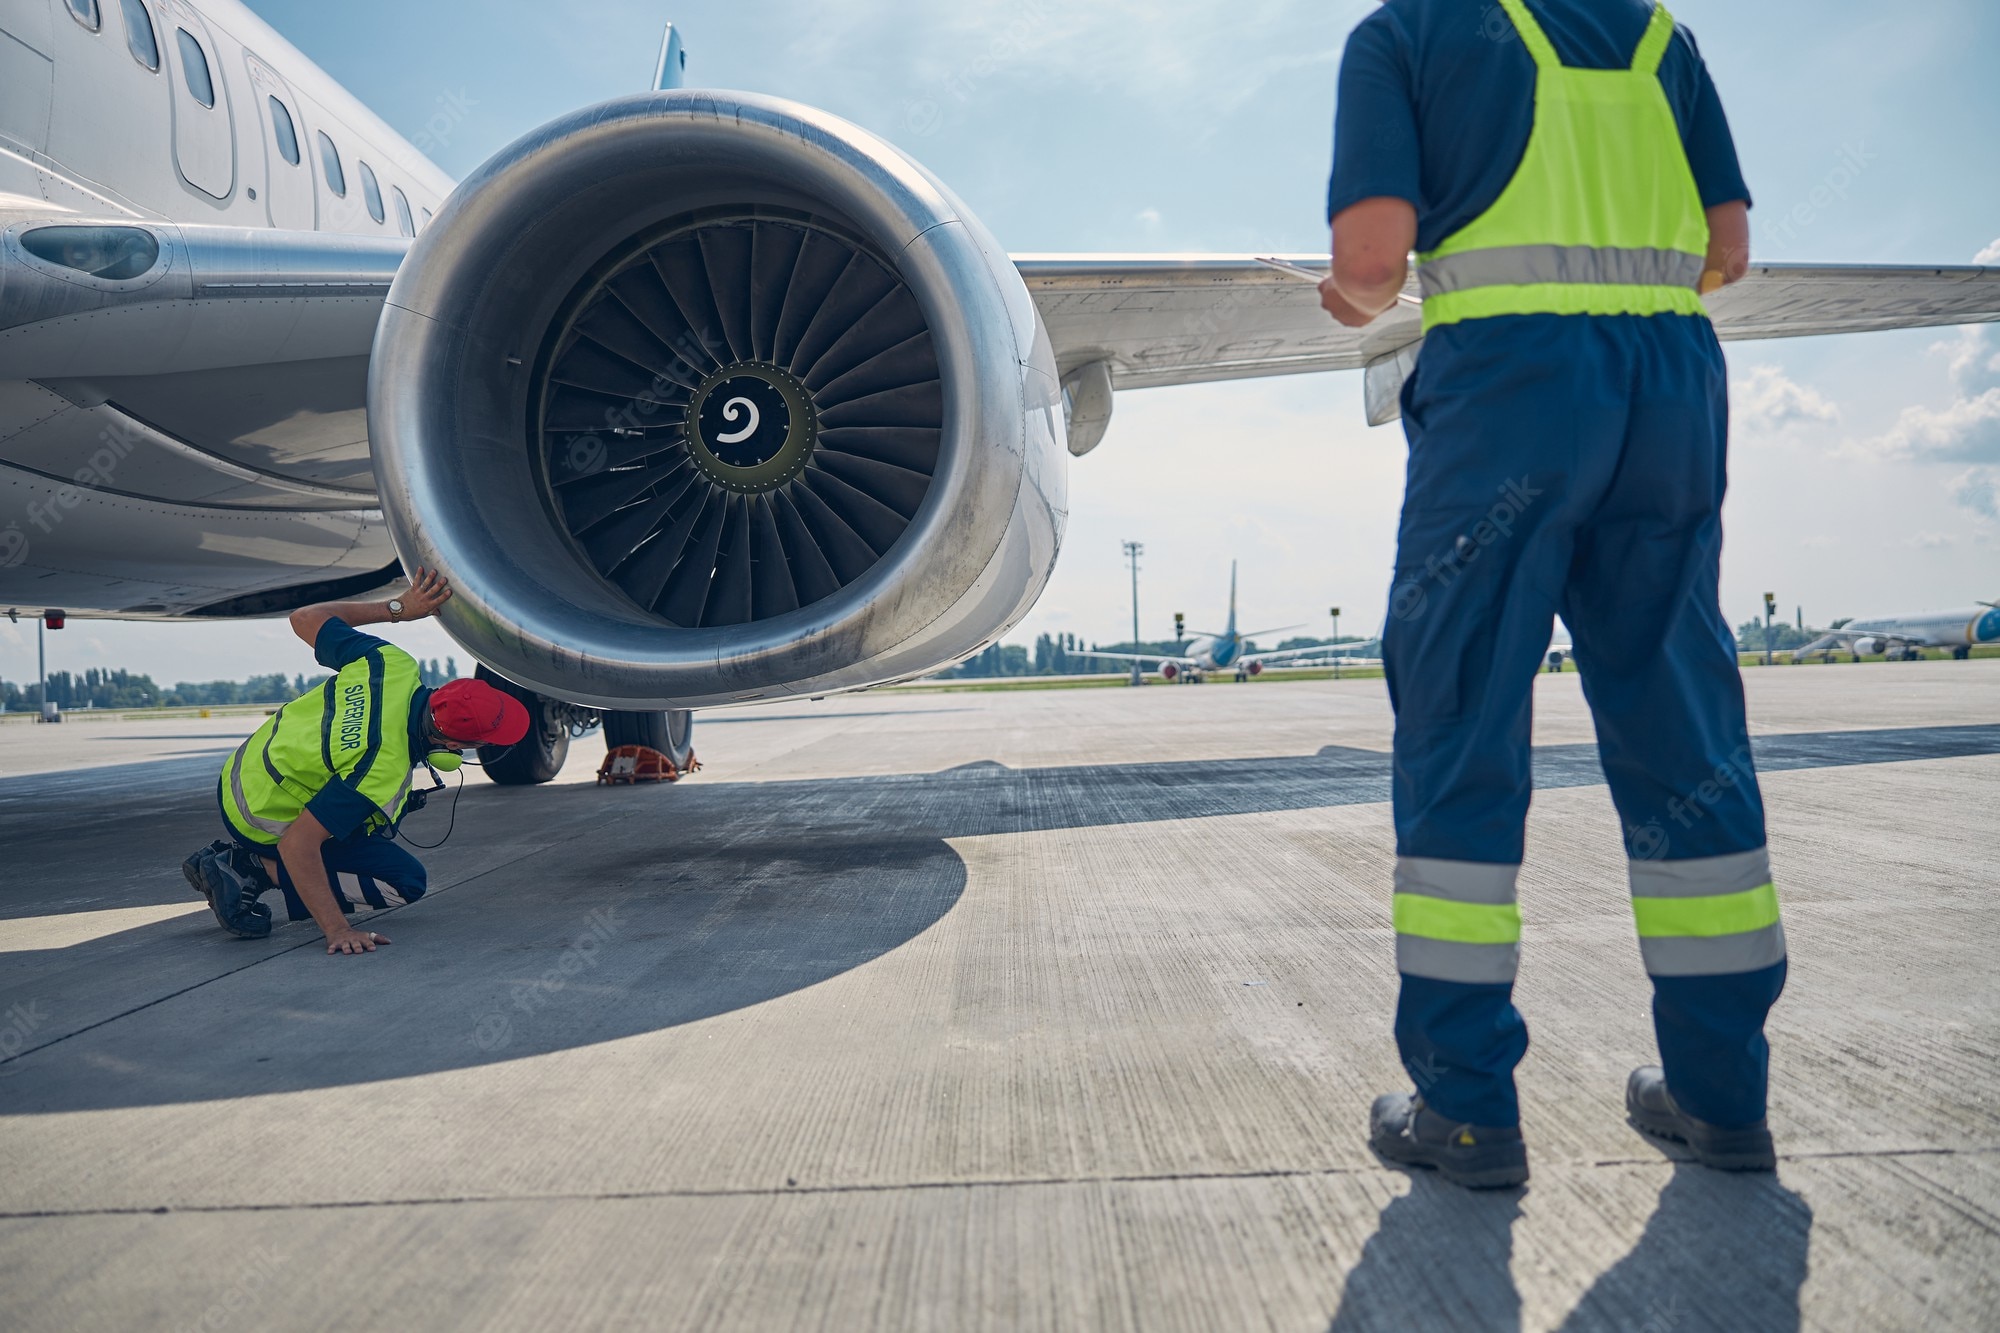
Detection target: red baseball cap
<box><xmin>429</xmin><ymin>679</ymin><xmax>531</xmax><ymax>747</ymax></box>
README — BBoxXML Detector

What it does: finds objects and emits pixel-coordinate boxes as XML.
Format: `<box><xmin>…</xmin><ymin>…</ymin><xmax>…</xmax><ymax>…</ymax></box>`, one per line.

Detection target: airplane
<box><xmin>1077</xmin><ymin>562</ymin><xmax>1370</xmax><ymax>683</ymax></box>
<box><xmin>1795</xmin><ymin>601</ymin><xmax>2000</xmax><ymax>661</ymax></box>
<box><xmin>2</xmin><ymin>0</ymin><xmax>1997</xmax><ymax>789</ymax></box>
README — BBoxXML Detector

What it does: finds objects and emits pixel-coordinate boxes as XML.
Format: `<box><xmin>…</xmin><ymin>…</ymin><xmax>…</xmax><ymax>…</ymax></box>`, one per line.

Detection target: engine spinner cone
<box><xmin>684</xmin><ymin>361</ymin><xmax>817</xmax><ymax>494</ymax></box>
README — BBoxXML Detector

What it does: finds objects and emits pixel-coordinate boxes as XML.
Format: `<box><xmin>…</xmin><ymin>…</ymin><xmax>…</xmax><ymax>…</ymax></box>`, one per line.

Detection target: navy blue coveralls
<box><xmin>1330</xmin><ymin>0</ymin><xmax>1786</xmax><ymax>1130</ymax></box>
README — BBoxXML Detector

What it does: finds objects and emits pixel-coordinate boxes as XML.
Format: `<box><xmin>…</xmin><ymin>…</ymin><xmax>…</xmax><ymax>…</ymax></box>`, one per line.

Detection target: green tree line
<box><xmin>2</xmin><ymin>658</ymin><xmax>460</xmax><ymax>710</ymax></box>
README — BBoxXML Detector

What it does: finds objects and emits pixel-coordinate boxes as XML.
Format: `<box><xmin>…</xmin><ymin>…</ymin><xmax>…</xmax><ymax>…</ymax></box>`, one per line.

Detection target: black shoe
<box><xmin>1369</xmin><ymin>1092</ymin><xmax>1529</xmax><ymax>1189</ymax></box>
<box><xmin>195</xmin><ymin>848</ymin><xmax>272</xmax><ymax>940</ymax></box>
<box><xmin>182</xmin><ymin>839</ymin><xmax>232</xmax><ymax>900</ymax></box>
<box><xmin>1625</xmin><ymin>1066</ymin><xmax>1776</xmax><ymax>1171</ymax></box>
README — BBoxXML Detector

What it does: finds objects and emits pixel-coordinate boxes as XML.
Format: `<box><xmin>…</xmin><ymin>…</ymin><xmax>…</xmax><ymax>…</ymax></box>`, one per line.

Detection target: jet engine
<box><xmin>1161</xmin><ymin>663</ymin><xmax>1180</xmax><ymax>681</ymax></box>
<box><xmin>1852</xmin><ymin>637</ymin><xmax>1881</xmax><ymax>657</ymax></box>
<box><xmin>1246</xmin><ymin>661</ymin><xmax>1264</xmax><ymax>677</ymax></box>
<box><xmin>369</xmin><ymin>92</ymin><xmax>1066</xmax><ymax>709</ymax></box>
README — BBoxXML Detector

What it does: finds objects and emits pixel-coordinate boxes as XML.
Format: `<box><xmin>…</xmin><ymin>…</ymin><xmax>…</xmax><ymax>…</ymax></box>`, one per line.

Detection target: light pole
<box><xmin>37</xmin><ymin>614</ymin><xmax>47</xmax><ymax>720</ymax></box>
<box><xmin>1122</xmin><ymin>540</ymin><xmax>1145</xmax><ymax>686</ymax></box>
<box><xmin>1763</xmin><ymin>592</ymin><xmax>1776</xmax><ymax>667</ymax></box>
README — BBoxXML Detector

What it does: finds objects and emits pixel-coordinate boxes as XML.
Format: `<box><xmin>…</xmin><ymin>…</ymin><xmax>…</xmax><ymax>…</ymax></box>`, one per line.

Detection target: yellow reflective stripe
<box><xmin>1393</xmin><ymin>893</ymin><xmax>1523</xmax><ymax>945</ymax></box>
<box><xmin>1422</xmin><ymin>282</ymin><xmax>1706</xmax><ymax>331</ymax></box>
<box><xmin>1632</xmin><ymin>883</ymin><xmax>1780</xmax><ymax>938</ymax></box>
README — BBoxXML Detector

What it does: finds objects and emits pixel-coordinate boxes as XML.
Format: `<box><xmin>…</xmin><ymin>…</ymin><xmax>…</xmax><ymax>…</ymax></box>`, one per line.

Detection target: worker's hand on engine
<box><xmin>325</xmin><ymin>925</ymin><xmax>391</xmax><ymax>955</ymax></box>
<box><xmin>401</xmin><ymin>567</ymin><xmax>453</xmax><ymax>621</ymax></box>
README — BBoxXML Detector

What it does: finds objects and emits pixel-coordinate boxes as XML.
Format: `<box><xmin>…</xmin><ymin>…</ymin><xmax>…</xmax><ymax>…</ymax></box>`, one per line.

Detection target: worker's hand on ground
<box><xmin>401</xmin><ymin>567</ymin><xmax>453</xmax><ymax>621</ymax></box>
<box><xmin>1318</xmin><ymin>276</ymin><xmax>1374</xmax><ymax>328</ymax></box>
<box><xmin>325</xmin><ymin>925</ymin><xmax>391</xmax><ymax>955</ymax></box>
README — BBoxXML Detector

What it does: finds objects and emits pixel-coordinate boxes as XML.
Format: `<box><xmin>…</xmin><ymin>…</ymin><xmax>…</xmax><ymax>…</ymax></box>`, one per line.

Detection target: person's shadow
<box><xmin>1556</xmin><ymin>1165</ymin><xmax>1812</xmax><ymax>1332</ymax></box>
<box><xmin>1324</xmin><ymin>1164</ymin><xmax>1811</xmax><ymax>1332</ymax></box>
<box><xmin>1328</xmin><ymin>1175</ymin><xmax>1525</xmax><ymax>1332</ymax></box>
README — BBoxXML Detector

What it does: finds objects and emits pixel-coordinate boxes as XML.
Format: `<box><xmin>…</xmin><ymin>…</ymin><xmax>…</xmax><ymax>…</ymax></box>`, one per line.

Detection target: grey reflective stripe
<box><xmin>377</xmin><ymin>767</ymin><xmax>414</xmax><ymax>824</ymax></box>
<box><xmin>1629</xmin><ymin>846</ymin><xmax>1772</xmax><ymax>900</ymax></box>
<box><xmin>1397</xmin><ymin>936</ymin><xmax>1520</xmax><ymax>985</ymax></box>
<box><xmin>1418</xmin><ymin>245</ymin><xmax>1704</xmax><ymax>298</ymax></box>
<box><xmin>1639</xmin><ymin>922</ymin><xmax>1787</xmax><ymax>977</ymax></box>
<box><xmin>1394</xmin><ymin>857</ymin><xmax>1520</xmax><ymax>905</ymax></box>
<box><xmin>225</xmin><ymin>741</ymin><xmax>292</xmax><ymax>838</ymax></box>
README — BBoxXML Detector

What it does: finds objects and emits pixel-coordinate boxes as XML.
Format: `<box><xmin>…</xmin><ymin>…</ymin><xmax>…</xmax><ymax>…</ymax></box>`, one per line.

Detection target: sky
<box><xmin>4</xmin><ymin>0</ymin><xmax>1997</xmax><ymax>689</ymax></box>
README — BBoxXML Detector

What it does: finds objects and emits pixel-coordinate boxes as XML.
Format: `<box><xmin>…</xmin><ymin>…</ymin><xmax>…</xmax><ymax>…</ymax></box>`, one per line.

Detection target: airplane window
<box><xmin>67</xmin><ymin>0</ymin><xmax>101</xmax><ymax>32</ymax></box>
<box><xmin>358</xmin><ymin>161</ymin><xmax>386</xmax><ymax>224</ymax></box>
<box><xmin>420</xmin><ymin>208</ymin><xmax>433</xmax><ymax>230</ymax></box>
<box><xmin>317</xmin><ymin>131</ymin><xmax>346</xmax><ymax>196</ymax></box>
<box><xmin>268</xmin><ymin>96</ymin><xmax>300</xmax><ymax>166</ymax></box>
<box><xmin>174</xmin><ymin>29</ymin><xmax>213</xmax><ymax>108</ymax></box>
<box><xmin>390</xmin><ymin>185</ymin><xmax>414</xmax><ymax>237</ymax></box>
<box><xmin>119</xmin><ymin>0</ymin><xmax>157</xmax><ymax>69</ymax></box>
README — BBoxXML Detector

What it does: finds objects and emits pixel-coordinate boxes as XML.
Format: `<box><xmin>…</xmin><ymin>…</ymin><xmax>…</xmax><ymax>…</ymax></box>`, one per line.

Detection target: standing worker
<box><xmin>182</xmin><ymin>570</ymin><xmax>531</xmax><ymax>955</ymax></box>
<box><xmin>1320</xmin><ymin>0</ymin><xmax>1782</xmax><ymax>1187</ymax></box>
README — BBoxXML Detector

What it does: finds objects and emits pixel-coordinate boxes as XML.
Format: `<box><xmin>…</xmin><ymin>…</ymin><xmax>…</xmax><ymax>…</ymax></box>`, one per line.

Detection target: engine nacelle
<box><xmin>1852</xmin><ymin>637</ymin><xmax>1881</xmax><ymax>656</ymax></box>
<box><xmin>1161</xmin><ymin>662</ymin><xmax>1180</xmax><ymax>681</ymax></box>
<box><xmin>1246</xmin><ymin>660</ymin><xmax>1264</xmax><ymax>677</ymax></box>
<box><xmin>369</xmin><ymin>92</ymin><xmax>1066</xmax><ymax>709</ymax></box>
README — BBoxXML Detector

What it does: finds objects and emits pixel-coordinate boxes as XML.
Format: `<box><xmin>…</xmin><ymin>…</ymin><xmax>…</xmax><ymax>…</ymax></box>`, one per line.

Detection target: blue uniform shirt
<box><xmin>302</xmin><ymin>618</ymin><xmax>433</xmax><ymax>841</ymax></box>
<box><xmin>1328</xmin><ymin>0</ymin><xmax>1750</xmax><ymax>248</ymax></box>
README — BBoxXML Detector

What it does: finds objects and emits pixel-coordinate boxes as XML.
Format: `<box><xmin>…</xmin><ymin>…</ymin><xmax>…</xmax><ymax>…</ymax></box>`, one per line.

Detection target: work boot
<box><xmin>181</xmin><ymin>839</ymin><xmax>232</xmax><ymax>899</ymax></box>
<box><xmin>194</xmin><ymin>847</ymin><xmax>272</xmax><ymax>940</ymax></box>
<box><xmin>1625</xmin><ymin>1066</ymin><xmax>1776</xmax><ymax>1172</ymax></box>
<box><xmin>1368</xmin><ymin>1092</ymin><xmax>1529</xmax><ymax>1189</ymax></box>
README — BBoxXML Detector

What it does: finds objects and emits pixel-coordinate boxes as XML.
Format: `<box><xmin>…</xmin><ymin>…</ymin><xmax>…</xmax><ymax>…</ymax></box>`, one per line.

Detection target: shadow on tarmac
<box><xmin>1</xmin><ymin>723</ymin><xmax>1993</xmax><ymax>1113</ymax></box>
<box><xmin>1325</xmin><ymin>1166</ymin><xmax>1810</xmax><ymax>1332</ymax></box>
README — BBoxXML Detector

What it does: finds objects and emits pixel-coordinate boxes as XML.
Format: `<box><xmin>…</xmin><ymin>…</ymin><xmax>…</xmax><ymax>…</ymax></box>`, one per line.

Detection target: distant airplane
<box><xmin>1078</xmin><ymin>563</ymin><xmax>1356</xmax><ymax>682</ymax></box>
<box><xmin>1796</xmin><ymin>601</ymin><xmax>2000</xmax><ymax>660</ymax></box>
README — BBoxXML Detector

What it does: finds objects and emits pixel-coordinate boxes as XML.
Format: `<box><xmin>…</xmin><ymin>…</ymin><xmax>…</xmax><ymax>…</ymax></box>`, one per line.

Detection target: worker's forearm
<box><xmin>1333</xmin><ymin>266</ymin><xmax>1407</xmax><ymax>318</ymax></box>
<box><xmin>278</xmin><ymin>831</ymin><xmax>346</xmax><ymax>937</ymax></box>
<box><xmin>1703</xmin><ymin>201</ymin><xmax>1751</xmax><ymax>291</ymax></box>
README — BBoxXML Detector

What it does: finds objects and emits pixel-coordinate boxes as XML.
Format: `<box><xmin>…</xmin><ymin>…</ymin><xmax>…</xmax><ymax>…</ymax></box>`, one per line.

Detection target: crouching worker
<box><xmin>181</xmin><ymin>569</ymin><xmax>530</xmax><ymax>955</ymax></box>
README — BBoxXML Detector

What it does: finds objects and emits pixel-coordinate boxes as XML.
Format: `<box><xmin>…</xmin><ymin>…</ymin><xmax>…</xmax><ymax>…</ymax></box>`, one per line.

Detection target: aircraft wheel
<box><xmin>604</xmin><ymin>709</ymin><xmax>698</xmax><ymax>773</ymax></box>
<box><xmin>1953</xmin><ymin>646</ymin><xmax>1971</xmax><ymax>660</ymax></box>
<box><xmin>474</xmin><ymin>665</ymin><xmax>570</xmax><ymax>785</ymax></box>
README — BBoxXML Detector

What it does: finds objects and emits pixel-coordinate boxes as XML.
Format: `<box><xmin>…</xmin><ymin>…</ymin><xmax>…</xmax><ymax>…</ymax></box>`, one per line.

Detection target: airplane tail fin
<box><xmin>1227</xmin><ymin>561</ymin><xmax>1238</xmax><ymax>637</ymax></box>
<box><xmin>652</xmin><ymin>23</ymin><xmax>687</xmax><ymax>90</ymax></box>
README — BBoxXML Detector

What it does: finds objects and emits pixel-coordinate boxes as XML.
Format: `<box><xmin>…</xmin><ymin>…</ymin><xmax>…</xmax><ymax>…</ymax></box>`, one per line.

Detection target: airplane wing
<box><xmin>1071</xmin><ymin>649</ymin><xmax>1194</xmax><ymax>668</ymax></box>
<box><xmin>1246</xmin><ymin>644</ymin><xmax>1366</xmax><ymax>664</ymax></box>
<box><xmin>1021</xmin><ymin>256</ymin><xmax>2000</xmax><ymax>434</ymax></box>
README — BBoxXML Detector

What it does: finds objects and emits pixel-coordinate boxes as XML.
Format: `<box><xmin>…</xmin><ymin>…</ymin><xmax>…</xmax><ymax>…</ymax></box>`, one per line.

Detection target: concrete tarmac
<box><xmin>1</xmin><ymin>664</ymin><xmax>1996</xmax><ymax>1331</ymax></box>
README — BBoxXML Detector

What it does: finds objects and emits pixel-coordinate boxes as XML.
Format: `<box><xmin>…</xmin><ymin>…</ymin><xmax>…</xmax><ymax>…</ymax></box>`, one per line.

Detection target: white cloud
<box><xmin>1135</xmin><ymin>207</ymin><xmax>1163</xmax><ymax>230</ymax></box>
<box><xmin>1874</xmin><ymin>389</ymin><xmax>2000</xmax><ymax>465</ymax></box>
<box><xmin>1977</xmin><ymin>236</ymin><xmax>2000</xmax><ymax>266</ymax></box>
<box><xmin>1733</xmin><ymin>365</ymin><xmax>1838</xmax><ymax>435</ymax></box>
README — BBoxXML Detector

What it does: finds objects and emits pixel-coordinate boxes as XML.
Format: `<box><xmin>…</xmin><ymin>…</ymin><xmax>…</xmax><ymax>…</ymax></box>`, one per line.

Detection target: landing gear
<box><xmin>474</xmin><ymin>665</ymin><xmax>574</xmax><ymax>786</ymax></box>
<box><xmin>604</xmin><ymin>709</ymin><xmax>698</xmax><ymax>774</ymax></box>
<box><xmin>1954</xmin><ymin>646</ymin><xmax>1972</xmax><ymax>661</ymax></box>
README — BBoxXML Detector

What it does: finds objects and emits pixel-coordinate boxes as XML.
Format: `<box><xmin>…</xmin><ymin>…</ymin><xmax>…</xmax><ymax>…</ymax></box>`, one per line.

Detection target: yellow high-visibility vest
<box><xmin>220</xmin><ymin>645</ymin><xmax>424</xmax><ymax>846</ymax></box>
<box><xmin>1415</xmin><ymin>0</ymin><xmax>1711</xmax><ymax>332</ymax></box>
